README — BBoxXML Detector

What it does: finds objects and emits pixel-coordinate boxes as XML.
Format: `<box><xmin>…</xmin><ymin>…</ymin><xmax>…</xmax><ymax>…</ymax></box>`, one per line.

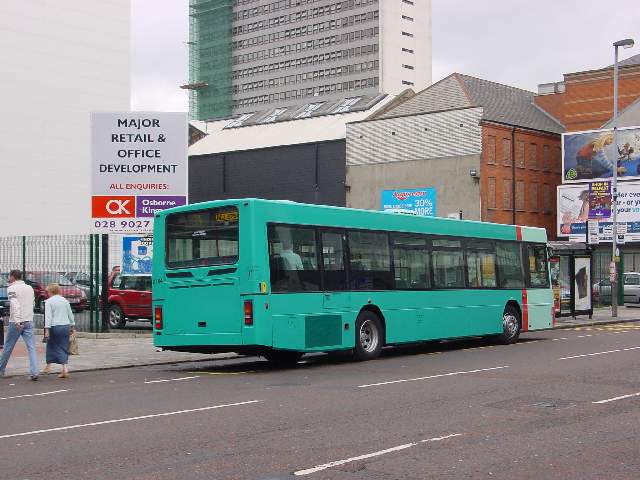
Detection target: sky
<box><xmin>131</xmin><ymin>0</ymin><xmax>639</xmax><ymax>112</ymax></box>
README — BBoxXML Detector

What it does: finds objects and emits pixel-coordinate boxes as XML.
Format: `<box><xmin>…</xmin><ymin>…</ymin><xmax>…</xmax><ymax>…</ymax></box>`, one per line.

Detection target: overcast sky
<box><xmin>131</xmin><ymin>0</ymin><xmax>639</xmax><ymax>112</ymax></box>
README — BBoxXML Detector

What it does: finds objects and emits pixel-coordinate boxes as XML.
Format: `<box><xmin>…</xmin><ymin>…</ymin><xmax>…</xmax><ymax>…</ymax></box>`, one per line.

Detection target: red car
<box><xmin>26</xmin><ymin>272</ymin><xmax>88</xmax><ymax>312</ymax></box>
<box><xmin>107</xmin><ymin>268</ymin><xmax>152</xmax><ymax>328</ymax></box>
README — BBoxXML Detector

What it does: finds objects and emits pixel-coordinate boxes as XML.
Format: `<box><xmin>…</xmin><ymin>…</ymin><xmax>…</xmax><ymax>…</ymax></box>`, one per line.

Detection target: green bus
<box><xmin>152</xmin><ymin>199</ymin><xmax>554</xmax><ymax>364</ymax></box>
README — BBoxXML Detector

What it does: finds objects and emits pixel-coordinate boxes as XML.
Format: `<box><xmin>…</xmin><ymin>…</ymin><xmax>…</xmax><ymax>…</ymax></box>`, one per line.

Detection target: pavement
<box><xmin>0</xmin><ymin>320</ymin><xmax>639</xmax><ymax>479</ymax></box>
<box><xmin>1</xmin><ymin>306</ymin><xmax>638</xmax><ymax>377</ymax></box>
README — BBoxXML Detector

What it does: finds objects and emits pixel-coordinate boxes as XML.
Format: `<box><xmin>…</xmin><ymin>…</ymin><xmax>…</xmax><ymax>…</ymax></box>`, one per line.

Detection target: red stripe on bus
<box><xmin>521</xmin><ymin>289</ymin><xmax>529</xmax><ymax>332</ymax></box>
<box><xmin>516</xmin><ymin>225</ymin><xmax>522</xmax><ymax>241</ymax></box>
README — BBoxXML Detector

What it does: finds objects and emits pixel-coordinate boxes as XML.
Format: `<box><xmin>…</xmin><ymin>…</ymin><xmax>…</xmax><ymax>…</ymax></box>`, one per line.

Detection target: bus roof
<box><xmin>156</xmin><ymin>198</ymin><xmax>547</xmax><ymax>243</ymax></box>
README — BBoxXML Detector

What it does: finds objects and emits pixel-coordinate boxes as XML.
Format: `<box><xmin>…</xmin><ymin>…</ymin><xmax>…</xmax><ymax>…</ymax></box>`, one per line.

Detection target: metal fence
<box><xmin>0</xmin><ymin>235</ymin><xmax>142</xmax><ymax>332</ymax></box>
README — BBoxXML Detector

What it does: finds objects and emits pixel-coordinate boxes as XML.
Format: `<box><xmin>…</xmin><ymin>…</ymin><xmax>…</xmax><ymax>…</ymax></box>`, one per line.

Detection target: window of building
<box><xmin>554</xmin><ymin>146</ymin><xmax>562</xmax><ymax>173</ymax></box>
<box><xmin>331</xmin><ymin>96</ymin><xmax>360</xmax><ymax>113</ymax></box>
<box><xmin>402</xmin><ymin>15</ymin><xmax>414</xmax><ymax>21</ymax></box>
<box><xmin>542</xmin><ymin>145</ymin><xmax>551</xmax><ymax>172</ymax></box>
<box><xmin>486</xmin><ymin>135</ymin><xmax>496</xmax><ymax>164</ymax></box>
<box><xmin>348</xmin><ymin>231</ymin><xmax>393</xmax><ymax>290</ymax></box>
<box><xmin>401</xmin><ymin>31</ymin><xmax>414</xmax><ymax>37</ymax></box>
<box><xmin>402</xmin><ymin>0</ymin><xmax>414</xmax><ymax>4</ymax></box>
<box><xmin>530</xmin><ymin>182</ymin><xmax>539</xmax><ymax>212</ymax></box>
<box><xmin>402</xmin><ymin>48</ymin><xmax>414</xmax><ymax>53</ymax></box>
<box><xmin>268</xmin><ymin>225</ymin><xmax>320</xmax><ymax>292</ymax></box>
<box><xmin>402</xmin><ymin>64</ymin><xmax>414</xmax><ymax>70</ymax></box>
<box><xmin>529</xmin><ymin>143</ymin><xmax>538</xmax><ymax>170</ymax></box>
<box><xmin>516</xmin><ymin>180</ymin><xmax>525</xmax><ymax>211</ymax></box>
<box><xmin>503</xmin><ymin>178</ymin><xmax>512</xmax><ymax>210</ymax></box>
<box><xmin>467</xmin><ymin>242</ymin><xmax>497</xmax><ymax>288</ymax></box>
<box><xmin>543</xmin><ymin>184</ymin><xmax>552</xmax><ymax>213</ymax></box>
<box><xmin>225</xmin><ymin>113</ymin><xmax>252</xmax><ymax>128</ymax></box>
<box><xmin>496</xmin><ymin>242</ymin><xmax>523</xmax><ymax>288</ymax></box>
<box><xmin>502</xmin><ymin>138</ymin><xmax>512</xmax><ymax>166</ymax></box>
<box><xmin>392</xmin><ymin>235</ymin><xmax>430</xmax><ymax>289</ymax></box>
<box><xmin>402</xmin><ymin>80</ymin><xmax>414</xmax><ymax>86</ymax></box>
<box><xmin>488</xmin><ymin>177</ymin><xmax>496</xmax><ymax>209</ymax></box>
<box><xmin>295</xmin><ymin>102</ymin><xmax>324</xmax><ymax>118</ymax></box>
<box><xmin>516</xmin><ymin>141</ymin><xmax>525</xmax><ymax>168</ymax></box>
<box><xmin>260</xmin><ymin>107</ymin><xmax>287</xmax><ymax>123</ymax></box>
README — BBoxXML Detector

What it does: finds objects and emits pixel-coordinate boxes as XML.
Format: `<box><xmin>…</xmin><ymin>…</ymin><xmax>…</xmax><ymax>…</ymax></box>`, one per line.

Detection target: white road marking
<box><xmin>0</xmin><ymin>390</ymin><xmax>69</xmax><ymax>401</ymax></box>
<box><xmin>0</xmin><ymin>400</ymin><xmax>262</xmax><ymax>440</ymax></box>
<box><xmin>144</xmin><ymin>376</ymin><xmax>200</xmax><ymax>384</ymax></box>
<box><xmin>294</xmin><ymin>433</ymin><xmax>462</xmax><ymax>476</ymax></box>
<box><xmin>559</xmin><ymin>345</ymin><xmax>640</xmax><ymax>360</ymax></box>
<box><xmin>593</xmin><ymin>391</ymin><xmax>640</xmax><ymax>404</ymax></box>
<box><xmin>357</xmin><ymin>366</ymin><xmax>510</xmax><ymax>388</ymax></box>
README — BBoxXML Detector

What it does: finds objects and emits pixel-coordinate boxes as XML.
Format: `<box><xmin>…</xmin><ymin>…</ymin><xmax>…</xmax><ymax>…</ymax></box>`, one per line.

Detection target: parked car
<box><xmin>25</xmin><ymin>272</ymin><xmax>88</xmax><ymax>312</ymax></box>
<box><xmin>0</xmin><ymin>273</ymin><xmax>9</xmax><ymax>317</ymax></box>
<box><xmin>593</xmin><ymin>272</ymin><xmax>640</xmax><ymax>305</ymax></box>
<box><xmin>107</xmin><ymin>267</ymin><xmax>152</xmax><ymax>328</ymax></box>
<box><xmin>65</xmin><ymin>271</ymin><xmax>97</xmax><ymax>296</ymax></box>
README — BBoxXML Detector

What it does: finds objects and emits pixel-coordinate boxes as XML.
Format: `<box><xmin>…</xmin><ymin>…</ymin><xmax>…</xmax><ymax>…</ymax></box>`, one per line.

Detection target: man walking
<box><xmin>0</xmin><ymin>270</ymin><xmax>39</xmax><ymax>380</ymax></box>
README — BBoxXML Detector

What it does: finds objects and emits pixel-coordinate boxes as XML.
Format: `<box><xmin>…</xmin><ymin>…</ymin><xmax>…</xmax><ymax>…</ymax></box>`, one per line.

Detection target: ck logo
<box><xmin>92</xmin><ymin>196</ymin><xmax>136</xmax><ymax>218</ymax></box>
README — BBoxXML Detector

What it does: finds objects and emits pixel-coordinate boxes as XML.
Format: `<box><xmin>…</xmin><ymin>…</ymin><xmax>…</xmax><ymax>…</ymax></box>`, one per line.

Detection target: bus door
<box><xmin>320</xmin><ymin>230</ymin><xmax>351</xmax><ymax>313</ymax></box>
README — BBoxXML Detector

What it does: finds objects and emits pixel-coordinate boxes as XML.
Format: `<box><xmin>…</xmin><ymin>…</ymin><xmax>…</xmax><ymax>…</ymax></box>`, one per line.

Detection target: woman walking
<box><xmin>42</xmin><ymin>283</ymin><xmax>75</xmax><ymax>378</ymax></box>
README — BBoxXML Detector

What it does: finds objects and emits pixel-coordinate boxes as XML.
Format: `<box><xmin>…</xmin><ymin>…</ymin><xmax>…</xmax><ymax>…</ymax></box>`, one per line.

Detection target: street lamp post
<box><xmin>611</xmin><ymin>38</ymin><xmax>635</xmax><ymax>318</ymax></box>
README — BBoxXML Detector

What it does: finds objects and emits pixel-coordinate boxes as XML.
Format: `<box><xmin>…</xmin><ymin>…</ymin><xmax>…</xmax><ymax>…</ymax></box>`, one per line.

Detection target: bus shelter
<box><xmin>548</xmin><ymin>242</ymin><xmax>593</xmax><ymax>318</ymax></box>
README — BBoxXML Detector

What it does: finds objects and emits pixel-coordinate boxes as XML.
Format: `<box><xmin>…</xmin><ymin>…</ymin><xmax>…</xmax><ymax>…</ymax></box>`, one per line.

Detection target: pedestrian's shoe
<box><xmin>41</xmin><ymin>367</ymin><xmax>52</xmax><ymax>375</ymax></box>
<box><xmin>58</xmin><ymin>372</ymin><xmax>69</xmax><ymax>379</ymax></box>
<box><xmin>30</xmin><ymin>375</ymin><xmax>39</xmax><ymax>381</ymax></box>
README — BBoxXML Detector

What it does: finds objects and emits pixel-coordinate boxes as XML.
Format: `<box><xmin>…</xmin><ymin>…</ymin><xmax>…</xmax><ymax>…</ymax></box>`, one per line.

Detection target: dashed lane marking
<box><xmin>293</xmin><ymin>433</ymin><xmax>463</xmax><ymax>476</ymax></box>
<box><xmin>186</xmin><ymin>371</ymin><xmax>256</xmax><ymax>376</ymax></box>
<box><xmin>559</xmin><ymin>345</ymin><xmax>640</xmax><ymax>361</ymax></box>
<box><xmin>357</xmin><ymin>366</ymin><xmax>510</xmax><ymax>388</ymax></box>
<box><xmin>593</xmin><ymin>391</ymin><xmax>640</xmax><ymax>404</ymax></box>
<box><xmin>144</xmin><ymin>376</ymin><xmax>200</xmax><ymax>384</ymax></box>
<box><xmin>0</xmin><ymin>389</ymin><xmax>69</xmax><ymax>401</ymax></box>
<box><xmin>0</xmin><ymin>400</ymin><xmax>263</xmax><ymax>440</ymax></box>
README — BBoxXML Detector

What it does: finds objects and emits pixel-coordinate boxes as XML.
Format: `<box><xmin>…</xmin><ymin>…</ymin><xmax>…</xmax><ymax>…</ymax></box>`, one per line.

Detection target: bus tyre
<box><xmin>108</xmin><ymin>304</ymin><xmax>126</xmax><ymax>329</ymax></box>
<box><xmin>354</xmin><ymin>311</ymin><xmax>383</xmax><ymax>361</ymax></box>
<box><xmin>498</xmin><ymin>305</ymin><xmax>521</xmax><ymax>344</ymax></box>
<box><xmin>263</xmin><ymin>350</ymin><xmax>303</xmax><ymax>366</ymax></box>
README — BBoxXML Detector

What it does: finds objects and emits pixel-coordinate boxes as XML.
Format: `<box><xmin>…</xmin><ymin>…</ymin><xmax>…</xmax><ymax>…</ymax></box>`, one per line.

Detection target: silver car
<box><xmin>595</xmin><ymin>272</ymin><xmax>640</xmax><ymax>305</ymax></box>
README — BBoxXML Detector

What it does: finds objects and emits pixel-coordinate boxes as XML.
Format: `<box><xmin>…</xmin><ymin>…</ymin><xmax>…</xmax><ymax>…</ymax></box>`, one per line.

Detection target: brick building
<box><xmin>346</xmin><ymin>73</ymin><xmax>564</xmax><ymax>239</ymax></box>
<box><xmin>534</xmin><ymin>53</ymin><xmax>640</xmax><ymax>132</ymax></box>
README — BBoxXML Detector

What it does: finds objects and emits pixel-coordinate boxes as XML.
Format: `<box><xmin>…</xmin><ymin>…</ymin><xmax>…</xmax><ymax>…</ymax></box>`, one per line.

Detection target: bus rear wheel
<box><xmin>354</xmin><ymin>311</ymin><xmax>383</xmax><ymax>361</ymax></box>
<box><xmin>497</xmin><ymin>305</ymin><xmax>521</xmax><ymax>344</ymax></box>
<box><xmin>263</xmin><ymin>349</ymin><xmax>303</xmax><ymax>366</ymax></box>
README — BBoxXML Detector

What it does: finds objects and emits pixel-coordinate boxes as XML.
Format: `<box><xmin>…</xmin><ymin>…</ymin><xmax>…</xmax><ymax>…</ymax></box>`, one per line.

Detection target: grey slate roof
<box><xmin>614</xmin><ymin>53</ymin><xmax>640</xmax><ymax>68</ymax></box>
<box><xmin>376</xmin><ymin>73</ymin><xmax>565</xmax><ymax>134</ymax></box>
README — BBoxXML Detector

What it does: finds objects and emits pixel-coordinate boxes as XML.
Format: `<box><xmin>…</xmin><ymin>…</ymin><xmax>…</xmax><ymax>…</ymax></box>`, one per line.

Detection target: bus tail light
<box><xmin>155</xmin><ymin>306</ymin><xmax>163</xmax><ymax>330</ymax></box>
<box><xmin>244</xmin><ymin>300</ymin><xmax>254</xmax><ymax>326</ymax></box>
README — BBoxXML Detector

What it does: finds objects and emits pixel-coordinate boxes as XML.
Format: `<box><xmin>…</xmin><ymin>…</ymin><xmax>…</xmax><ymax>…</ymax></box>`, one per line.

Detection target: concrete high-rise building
<box><xmin>184</xmin><ymin>0</ymin><xmax>432</xmax><ymax>120</ymax></box>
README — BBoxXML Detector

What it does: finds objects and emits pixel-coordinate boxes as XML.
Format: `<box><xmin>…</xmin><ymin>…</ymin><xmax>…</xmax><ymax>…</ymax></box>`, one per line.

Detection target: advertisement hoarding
<box><xmin>122</xmin><ymin>236</ymin><xmax>153</xmax><ymax>275</ymax></box>
<box><xmin>91</xmin><ymin>112</ymin><xmax>188</xmax><ymax>233</ymax></box>
<box><xmin>557</xmin><ymin>181</ymin><xmax>640</xmax><ymax>241</ymax></box>
<box><xmin>381</xmin><ymin>188</ymin><xmax>436</xmax><ymax>216</ymax></box>
<box><xmin>562</xmin><ymin>126</ymin><xmax>640</xmax><ymax>183</ymax></box>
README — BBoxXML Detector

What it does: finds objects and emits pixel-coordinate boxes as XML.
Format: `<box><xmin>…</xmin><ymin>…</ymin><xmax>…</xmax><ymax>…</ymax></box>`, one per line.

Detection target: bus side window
<box><xmin>526</xmin><ymin>244</ymin><xmax>550</xmax><ymax>289</ymax></box>
<box><xmin>467</xmin><ymin>241</ymin><xmax>497</xmax><ymax>288</ymax></box>
<box><xmin>268</xmin><ymin>225</ymin><xmax>320</xmax><ymax>292</ymax></box>
<box><xmin>392</xmin><ymin>234</ymin><xmax>430</xmax><ymax>289</ymax></box>
<box><xmin>496</xmin><ymin>242</ymin><xmax>524</xmax><ymax>289</ymax></box>
<box><xmin>320</xmin><ymin>230</ymin><xmax>347</xmax><ymax>291</ymax></box>
<box><xmin>348</xmin><ymin>231</ymin><xmax>393</xmax><ymax>290</ymax></box>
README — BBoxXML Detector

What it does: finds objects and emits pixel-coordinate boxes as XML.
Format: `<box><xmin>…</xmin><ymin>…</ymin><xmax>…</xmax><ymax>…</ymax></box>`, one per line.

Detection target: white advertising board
<box><xmin>557</xmin><ymin>181</ymin><xmax>640</xmax><ymax>242</ymax></box>
<box><xmin>91</xmin><ymin>112</ymin><xmax>188</xmax><ymax>234</ymax></box>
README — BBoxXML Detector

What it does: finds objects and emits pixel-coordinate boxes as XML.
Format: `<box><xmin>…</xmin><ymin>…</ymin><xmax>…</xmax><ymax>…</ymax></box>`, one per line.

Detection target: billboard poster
<box><xmin>558</xmin><ymin>181</ymin><xmax>640</xmax><ymax>241</ymax></box>
<box><xmin>562</xmin><ymin>126</ymin><xmax>640</xmax><ymax>183</ymax></box>
<box><xmin>381</xmin><ymin>187</ymin><xmax>436</xmax><ymax>216</ymax></box>
<box><xmin>122</xmin><ymin>235</ymin><xmax>153</xmax><ymax>275</ymax></box>
<box><xmin>91</xmin><ymin>112</ymin><xmax>188</xmax><ymax>234</ymax></box>
<box><xmin>574</xmin><ymin>257</ymin><xmax>591</xmax><ymax>312</ymax></box>
<box><xmin>588</xmin><ymin>181</ymin><xmax>611</xmax><ymax>219</ymax></box>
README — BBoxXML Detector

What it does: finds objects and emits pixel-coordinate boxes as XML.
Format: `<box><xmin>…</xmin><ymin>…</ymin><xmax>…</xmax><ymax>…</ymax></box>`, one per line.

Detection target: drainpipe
<box><xmin>511</xmin><ymin>126</ymin><xmax>516</xmax><ymax>225</ymax></box>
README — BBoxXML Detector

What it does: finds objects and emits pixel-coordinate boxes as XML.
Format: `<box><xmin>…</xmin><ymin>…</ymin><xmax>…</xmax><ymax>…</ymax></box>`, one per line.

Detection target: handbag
<box><xmin>68</xmin><ymin>331</ymin><xmax>79</xmax><ymax>355</ymax></box>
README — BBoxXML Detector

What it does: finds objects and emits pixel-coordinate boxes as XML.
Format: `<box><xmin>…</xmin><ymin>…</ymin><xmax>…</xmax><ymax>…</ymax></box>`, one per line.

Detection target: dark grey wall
<box><xmin>189</xmin><ymin>140</ymin><xmax>346</xmax><ymax>206</ymax></box>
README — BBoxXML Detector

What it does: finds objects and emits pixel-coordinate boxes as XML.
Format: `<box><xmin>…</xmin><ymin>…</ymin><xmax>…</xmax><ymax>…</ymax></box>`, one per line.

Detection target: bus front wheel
<box><xmin>497</xmin><ymin>305</ymin><xmax>521</xmax><ymax>344</ymax></box>
<box><xmin>263</xmin><ymin>349</ymin><xmax>303</xmax><ymax>366</ymax></box>
<box><xmin>354</xmin><ymin>311</ymin><xmax>383</xmax><ymax>361</ymax></box>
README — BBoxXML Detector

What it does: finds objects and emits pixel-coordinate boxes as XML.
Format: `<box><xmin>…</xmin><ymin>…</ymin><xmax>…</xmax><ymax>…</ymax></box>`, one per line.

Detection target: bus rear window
<box><xmin>166</xmin><ymin>207</ymin><xmax>239</xmax><ymax>269</ymax></box>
